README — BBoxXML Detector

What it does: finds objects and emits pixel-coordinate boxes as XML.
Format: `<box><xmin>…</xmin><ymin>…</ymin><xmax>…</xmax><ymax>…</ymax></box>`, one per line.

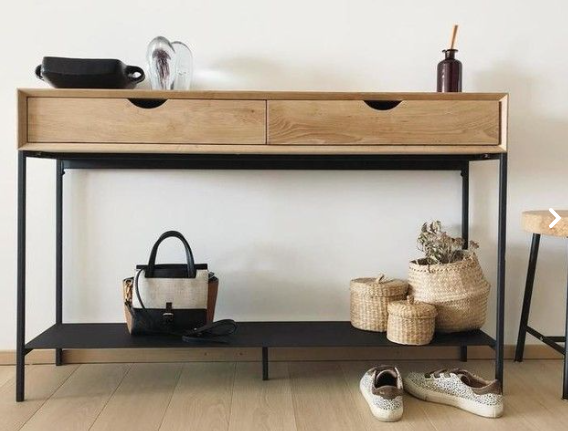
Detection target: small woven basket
<box><xmin>350</xmin><ymin>274</ymin><xmax>408</xmax><ymax>332</ymax></box>
<box><xmin>408</xmin><ymin>253</ymin><xmax>490</xmax><ymax>333</ymax></box>
<box><xmin>387</xmin><ymin>296</ymin><xmax>437</xmax><ymax>345</ymax></box>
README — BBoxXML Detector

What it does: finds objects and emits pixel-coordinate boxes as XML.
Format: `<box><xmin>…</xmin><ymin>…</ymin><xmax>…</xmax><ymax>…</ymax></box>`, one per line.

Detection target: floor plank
<box><xmin>20</xmin><ymin>364</ymin><xmax>130</xmax><ymax>431</ymax></box>
<box><xmin>159</xmin><ymin>362</ymin><xmax>235</xmax><ymax>431</ymax></box>
<box><xmin>288</xmin><ymin>362</ymin><xmax>364</xmax><ymax>431</ymax></box>
<box><xmin>0</xmin><ymin>364</ymin><xmax>79</xmax><ymax>431</ymax></box>
<box><xmin>0</xmin><ymin>367</ymin><xmax>15</xmax><ymax>389</ymax></box>
<box><xmin>89</xmin><ymin>363</ymin><xmax>182</xmax><ymax>431</ymax></box>
<box><xmin>530</xmin><ymin>360</ymin><xmax>566</xmax><ymax>400</ymax></box>
<box><xmin>505</xmin><ymin>360</ymin><xmax>568</xmax><ymax>428</ymax></box>
<box><xmin>228</xmin><ymin>362</ymin><xmax>297</xmax><ymax>431</ymax></box>
<box><xmin>2</xmin><ymin>360</ymin><xmax>568</xmax><ymax>431</ymax></box>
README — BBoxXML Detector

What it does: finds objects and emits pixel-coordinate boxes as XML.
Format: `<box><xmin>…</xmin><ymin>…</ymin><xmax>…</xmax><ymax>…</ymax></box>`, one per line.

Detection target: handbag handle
<box><xmin>145</xmin><ymin>231</ymin><xmax>196</xmax><ymax>278</ymax></box>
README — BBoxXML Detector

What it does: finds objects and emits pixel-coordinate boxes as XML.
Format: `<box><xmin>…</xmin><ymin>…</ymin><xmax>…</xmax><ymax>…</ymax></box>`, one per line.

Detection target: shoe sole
<box><xmin>359</xmin><ymin>381</ymin><xmax>403</xmax><ymax>422</ymax></box>
<box><xmin>403</xmin><ymin>377</ymin><xmax>503</xmax><ymax>418</ymax></box>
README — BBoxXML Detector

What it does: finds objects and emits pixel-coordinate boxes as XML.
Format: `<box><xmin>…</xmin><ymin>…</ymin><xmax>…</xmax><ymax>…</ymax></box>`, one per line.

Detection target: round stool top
<box><xmin>522</xmin><ymin>210</ymin><xmax>568</xmax><ymax>237</ymax></box>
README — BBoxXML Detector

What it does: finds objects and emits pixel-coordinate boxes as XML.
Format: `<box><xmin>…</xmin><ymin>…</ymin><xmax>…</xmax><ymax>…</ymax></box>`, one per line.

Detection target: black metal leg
<box><xmin>495</xmin><ymin>154</ymin><xmax>507</xmax><ymax>384</ymax></box>
<box><xmin>262</xmin><ymin>347</ymin><xmax>269</xmax><ymax>380</ymax></box>
<box><xmin>55</xmin><ymin>161</ymin><xmax>64</xmax><ymax>366</ymax></box>
<box><xmin>563</xmin><ymin>244</ymin><xmax>568</xmax><ymax>400</ymax></box>
<box><xmin>461</xmin><ymin>165</ymin><xmax>469</xmax><ymax>362</ymax></box>
<box><xmin>16</xmin><ymin>152</ymin><xmax>27</xmax><ymax>402</ymax></box>
<box><xmin>514</xmin><ymin>234</ymin><xmax>541</xmax><ymax>362</ymax></box>
<box><xmin>459</xmin><ymin>346</ymin><xmax>468</xmax><ymax>362</ymax></box>
<box><xmin>461</xmin><ymin>165</ymin><xmax>469</xmax><ymax>244</ymax></box>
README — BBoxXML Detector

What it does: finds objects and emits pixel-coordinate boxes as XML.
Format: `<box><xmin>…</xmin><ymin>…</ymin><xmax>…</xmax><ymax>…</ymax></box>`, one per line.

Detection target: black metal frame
<box><xmin>461</xmin><ymin>165</ymin><xmax>470</xmax><ymax>363</ymax></box>
<box><xmin>15</xmin><ymin>151</ymin><xmax>507</xmax><ymax>401</ymax></box>
<box><xmin>55</xmin><ymin>160</ymin><xmax>64</xmax><ymax>366</ymax></box>
<box><xmin>515</xmin><ymin>233</ymin><xmax>568</xmax><ymax>399</ymax></box>
<box><xmin>262</xmin><ymin>347</ymin><xmax>269</xmax><ymax>381</ymax></box>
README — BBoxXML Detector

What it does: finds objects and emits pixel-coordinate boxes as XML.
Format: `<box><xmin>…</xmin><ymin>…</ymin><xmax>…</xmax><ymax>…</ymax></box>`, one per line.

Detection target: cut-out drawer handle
<box><xmin>128</xmin><ymin>98</ymin><xmax>167</xmax><ymax>109</ymax></box>
<box><xmin>363</xmin><ymin>100</ymin><xmax>402</xmax><ymax>111</ymax></box>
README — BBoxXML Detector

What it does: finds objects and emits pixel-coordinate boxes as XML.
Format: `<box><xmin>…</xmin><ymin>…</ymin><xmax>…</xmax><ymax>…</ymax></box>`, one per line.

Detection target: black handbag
<box><xmin>123</xmin><ymin>231</ymin><xmax>236</xmax><ymax>342</ymax></box>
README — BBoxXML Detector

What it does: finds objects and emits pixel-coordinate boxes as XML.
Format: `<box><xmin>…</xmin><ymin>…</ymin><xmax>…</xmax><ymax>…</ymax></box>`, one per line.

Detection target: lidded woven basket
<box><xmin>387</xmin><ymin>295</ymin><xmax>437</xmax><ymax>345</ymax></box>
<box><xmin>350</xmin><ymin>274</ymin><xmax>408</xmax><ymax>332</ymax></box>
<box><xmin>408</xmin><ymin>253</ymin><xmax>490</xmax><ymax>333</ymax></box>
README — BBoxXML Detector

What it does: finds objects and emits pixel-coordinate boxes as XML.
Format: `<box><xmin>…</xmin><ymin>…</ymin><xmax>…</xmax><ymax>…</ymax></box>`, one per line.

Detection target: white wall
<box><xmin>1</xmin><ymin>0</ymin><xmax>567</xmax><ymax>350</ymax></box>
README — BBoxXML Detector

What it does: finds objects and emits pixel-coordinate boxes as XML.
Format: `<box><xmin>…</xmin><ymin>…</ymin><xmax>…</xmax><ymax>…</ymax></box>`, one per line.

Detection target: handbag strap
<box><xmin>181</xmin><ymin>319</ymin><xmax>238</xmax><ymax>343</ymax></box>
<box><xmin>133</xmin><ymin>267</ymin><xmax>158</xmax><ymax>329</ymax></box>
<box><xmin>146</xmin><ymin>231</ymin><xmax>196</xmax><ymax>278</ymax></box>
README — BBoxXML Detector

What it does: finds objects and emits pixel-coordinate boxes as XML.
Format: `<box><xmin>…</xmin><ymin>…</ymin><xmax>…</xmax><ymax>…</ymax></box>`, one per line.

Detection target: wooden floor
<box><xmin>0</xmin><ymin>360</ymin><xmax>566</xmax><ymax>430</ymax></box>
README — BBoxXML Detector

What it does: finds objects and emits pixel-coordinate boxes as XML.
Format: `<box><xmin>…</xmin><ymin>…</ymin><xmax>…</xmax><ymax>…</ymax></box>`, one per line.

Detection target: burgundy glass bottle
<box><xmin>437</xmin><ymin>49</ymin><xmax>462</xmax><ymax>92</ymax></box>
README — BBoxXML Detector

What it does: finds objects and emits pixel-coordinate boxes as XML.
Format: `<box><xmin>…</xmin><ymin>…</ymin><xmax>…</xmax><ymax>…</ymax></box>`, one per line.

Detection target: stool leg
<box><xmin>515</xmin><ymin>233</ymin><xmax>541</xmax><ymax>362</ymax></box>
<box><xmin>563</xmin><ymin>246</ymin><xmax>568</xmax><ymax>400</ymax></box>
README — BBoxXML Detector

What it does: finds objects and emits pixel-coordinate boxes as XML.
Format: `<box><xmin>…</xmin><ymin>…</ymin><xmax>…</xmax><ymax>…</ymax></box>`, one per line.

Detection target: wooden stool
<box><xmin>515</xmin><ymin>210</ymin><xmax>568</xmax><ymax>399</ymax></box>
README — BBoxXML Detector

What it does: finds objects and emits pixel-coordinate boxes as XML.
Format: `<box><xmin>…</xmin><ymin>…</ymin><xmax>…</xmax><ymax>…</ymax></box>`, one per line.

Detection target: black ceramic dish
<box><xmin>35</xmin><ymin>57</ymin><xmax>145</xmax><ymax>89</ymax></box>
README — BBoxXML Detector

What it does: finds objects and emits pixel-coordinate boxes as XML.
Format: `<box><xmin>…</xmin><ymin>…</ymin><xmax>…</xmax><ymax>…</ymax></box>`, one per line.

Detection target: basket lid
<box><xmin>388</xmin><ymin>295</ymin><xmax>437</xmax><ymax>319</ymax></box>
<box><xmin>350</xmin><ymin>274</ymin><xmax>408</xmax><ymax>297</ymax></box>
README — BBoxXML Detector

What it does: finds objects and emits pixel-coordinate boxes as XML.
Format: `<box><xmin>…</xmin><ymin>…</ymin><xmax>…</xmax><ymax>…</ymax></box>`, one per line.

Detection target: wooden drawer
<box><xmin>28</xmin><ymin>98</ymin><xmax>266</xmax><ymax>145</ymax></box>
<box><xmin>268</xmin><ymin>100</ymin><xmax>500</xmax><ymax>145</ymax></box>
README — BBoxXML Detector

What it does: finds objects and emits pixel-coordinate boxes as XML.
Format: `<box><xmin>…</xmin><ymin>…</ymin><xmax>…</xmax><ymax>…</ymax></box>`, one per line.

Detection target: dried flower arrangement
<box><xmin>416</xmin><ymin>221</ymin><xmax>479</xmax><ymax>265</ymax></box>
<box><xmin>409</xmin><ymin>220</ymin><xmax>489</xmax><ymax>333</ymax></box>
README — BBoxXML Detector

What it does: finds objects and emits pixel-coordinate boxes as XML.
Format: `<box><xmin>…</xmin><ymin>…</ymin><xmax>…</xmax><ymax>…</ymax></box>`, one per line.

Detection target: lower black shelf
<box><xmin>26</xmin><ymin>322</ymin><xmax>495</xmax><ymax>350</ymax></box>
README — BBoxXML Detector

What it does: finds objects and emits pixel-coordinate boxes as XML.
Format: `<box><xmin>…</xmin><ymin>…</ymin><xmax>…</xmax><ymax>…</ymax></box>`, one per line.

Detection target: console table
<box><xmin>16</xmin><ymin>89</ymin><xmax>508</xmax><ymax>401</ymax></box>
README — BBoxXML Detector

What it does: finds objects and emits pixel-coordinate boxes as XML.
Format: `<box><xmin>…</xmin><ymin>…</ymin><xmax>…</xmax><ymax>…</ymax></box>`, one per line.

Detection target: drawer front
<box><xmin>28</xmin><ymin>98</ymin><xmax>266</xmax><ymax>145</ymax></box>
<box><xmin>268</xmin><ymin>100</ymin><xmax>500</xmax><ymax>145</ymax></box>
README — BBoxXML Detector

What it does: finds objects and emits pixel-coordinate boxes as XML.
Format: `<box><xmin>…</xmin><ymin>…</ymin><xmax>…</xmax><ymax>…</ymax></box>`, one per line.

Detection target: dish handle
<box><xmin>125</xmin><ymin>66</ymin><xmax>145</xmax><ymax>84</ymax></box>
<box><xmin>35</xmin><ymin>65</ymin><xmax>44</xmax><ymax>81</ymax></box>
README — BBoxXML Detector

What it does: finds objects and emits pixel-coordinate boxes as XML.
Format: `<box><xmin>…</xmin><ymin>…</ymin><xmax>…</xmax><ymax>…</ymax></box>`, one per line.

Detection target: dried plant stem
<box><xmin>417</xmin><ymin>221</ymin><xmax>478</xmax><ymax>265</ymax></box>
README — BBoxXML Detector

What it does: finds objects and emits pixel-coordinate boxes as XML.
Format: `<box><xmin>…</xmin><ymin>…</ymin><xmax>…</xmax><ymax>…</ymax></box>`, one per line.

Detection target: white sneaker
<box><xmin>403</xmin><ymin>368</ymin><xmax>503</xmax><ymax>418</ymax></box>
<box><xmin>360</xmin><ymin>365</ymin><xmax>404</xmax><ymax>422</ymax></box>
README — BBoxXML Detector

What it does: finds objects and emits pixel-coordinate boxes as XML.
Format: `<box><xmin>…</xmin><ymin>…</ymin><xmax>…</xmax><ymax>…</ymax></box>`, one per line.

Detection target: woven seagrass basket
<box><xmin>387</xmin><ymin>296</ymin><xmax>437</xmax><ymax>345</ymax></box>
<box><xmin>350</xmin><ymin>274</ymin><xmax>408</xmax><ymax>332</ymax></box>
<box><xmin>408</xmin><ymin>253</ymin><xmax>490</xmax><ymax>333</ymax></box>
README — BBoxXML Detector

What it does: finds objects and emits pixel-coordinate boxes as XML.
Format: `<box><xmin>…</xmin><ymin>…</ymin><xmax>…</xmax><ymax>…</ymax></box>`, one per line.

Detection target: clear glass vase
<box><xmin>172</xmin><ymin>41</ymin><xmax>193</xmax><ymax>90</ymax></box>
<box><xmin>146</xmin><ymin>36</ymin><xmax>178</xmax><ymax>90</ymax></box>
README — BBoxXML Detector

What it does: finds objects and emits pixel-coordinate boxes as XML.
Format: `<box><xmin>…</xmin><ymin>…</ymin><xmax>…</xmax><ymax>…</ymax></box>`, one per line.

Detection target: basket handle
<box><xmin>374</xmin><ymin>274</ymin><xmax>393</xmax><ymax>284</ymax></box>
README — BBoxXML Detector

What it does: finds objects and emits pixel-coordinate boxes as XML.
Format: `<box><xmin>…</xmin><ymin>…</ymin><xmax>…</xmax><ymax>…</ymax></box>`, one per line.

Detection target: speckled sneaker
<box><xmin>360</xmin><ymin>365</ymin><xmax>403</xmax><ymax>422</ymax></box>
<box><xmin>403</xmin><ymin>368</ymin><xmax>503</xmax><ymax>418</ymax></box>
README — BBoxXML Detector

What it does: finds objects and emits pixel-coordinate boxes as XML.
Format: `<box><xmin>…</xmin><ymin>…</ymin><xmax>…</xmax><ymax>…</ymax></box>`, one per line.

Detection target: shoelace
<box><xmin>425</xmin><ymin>368</ymin><xmax>472</xmax><ymax>385</ymax></box>
<box><xmin>425</xmin><ymin>368</ymin><xmax>450</xmax><ymax>378</ymax></box>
